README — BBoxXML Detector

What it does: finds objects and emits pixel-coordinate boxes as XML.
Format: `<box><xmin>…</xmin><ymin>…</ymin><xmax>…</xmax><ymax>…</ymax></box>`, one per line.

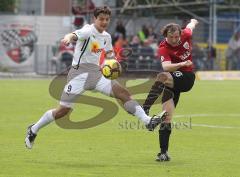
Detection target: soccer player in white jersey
<box><xmin>25</xmin><ymin>6</ymin><xmax>168</xmax><ymax>149</ymax></box>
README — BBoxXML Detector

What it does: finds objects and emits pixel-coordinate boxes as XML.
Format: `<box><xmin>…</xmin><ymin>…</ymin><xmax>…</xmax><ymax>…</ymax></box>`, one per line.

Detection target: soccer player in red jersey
<box><xmin>143</xmin><ymin>19</ymin><xmax>198</xmax><ymax>161</ymax></box>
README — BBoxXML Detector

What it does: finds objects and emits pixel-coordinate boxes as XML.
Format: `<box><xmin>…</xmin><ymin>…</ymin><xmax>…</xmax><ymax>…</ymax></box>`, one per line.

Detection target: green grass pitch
<box><xmin>0</xmin><ymin>79</ymin><xmax>240</xmax><ymax>177</ymax></box>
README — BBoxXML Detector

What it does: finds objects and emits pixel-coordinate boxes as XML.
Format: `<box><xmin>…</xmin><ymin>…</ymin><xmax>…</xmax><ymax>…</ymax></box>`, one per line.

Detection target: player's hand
<box><xmin>61</xmin><ymin>33</ymin><xmax>77</xmax><ymax>46</ymax></box>
<box><xmin>61</xmin><ymin>36</ymin><xmax>71</xmax><ymax>46</ymax></box>
<box><xmin>190</xmin><ymin>19</ymin><xmax>198</xmax><ymax>25</ymax></box>
<box><xmin>180</xmin><ymin>60</ymin><xmax>193</xmax><ymax>67</ymax></box>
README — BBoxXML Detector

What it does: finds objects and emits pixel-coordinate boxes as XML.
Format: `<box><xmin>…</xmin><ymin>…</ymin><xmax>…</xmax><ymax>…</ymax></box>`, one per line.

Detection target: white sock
<box><xmin>124</xmin><ymin>100</ymin><xmax>151</xmax><ymax>125</ymax></box>
<box><xmin>31</xmin><ymin>110</ymin><xmax>54</xmax><ymax>134</ymax></box>
<box><xmin>134</xmin><ymin>105</ymin><xmax>151</xmax><ymax>125</ymax></box>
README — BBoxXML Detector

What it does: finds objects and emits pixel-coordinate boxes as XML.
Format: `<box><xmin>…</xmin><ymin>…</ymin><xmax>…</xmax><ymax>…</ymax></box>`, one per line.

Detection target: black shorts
<box><xmin>170</xmin><ymin>71</ymin><xmax>195</xmax><ymax>92</ymax></box>
<box><xmin>164</xmin><ymin>71</ymin><xmax>195</xmax><ymax>107</ymax></box>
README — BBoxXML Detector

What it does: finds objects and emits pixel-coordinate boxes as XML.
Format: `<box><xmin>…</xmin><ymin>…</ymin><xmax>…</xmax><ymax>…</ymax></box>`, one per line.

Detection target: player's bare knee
<box><xmin>157</xmin><ymin>72</ymin><xmax>173</xmax><ymax>87</ymax></box>
<box><xmin>164</xmin><ymin>73</ymin><xmax>174</xmax><ymax>88</ymax></box>
<box><xmin>54</xmin><ymin>107</ymin><xmax>71</xmax><ymax>119</ymax></box>
<box><xmin>156</xmin><ymin>72</ymin><xmax>168</xmax><ymax>82</ymax></box>
<box><xmin>119</xmin><ymin>90</ymin><xmax>131</xmax><ymax>103</ymax></box>
<box><xmin>113</xmin><ymin>85</ymin><xmax>131</xmax><ymax>103</ymax></box>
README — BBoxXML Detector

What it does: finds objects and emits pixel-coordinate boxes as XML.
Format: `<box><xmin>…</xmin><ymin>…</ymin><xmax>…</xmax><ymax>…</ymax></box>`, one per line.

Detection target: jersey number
<box><xmin>173</xmin><ymin>71</ymin><xmax>183</xmax><ymax>77</ymax></box>
<box><xmin>67</xmin><ymin>85</ymin><xmax>72</xmax><ymax>93</ymax></box>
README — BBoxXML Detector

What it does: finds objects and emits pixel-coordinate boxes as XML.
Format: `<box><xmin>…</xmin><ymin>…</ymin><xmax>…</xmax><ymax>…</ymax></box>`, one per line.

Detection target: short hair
<box><xmin>93</xmin><ymin>6</ymin><xmax>111</xmax><ymax>18</ymax></box>
<box><xmin>161</xmin><ymin>23</ymin><xmax>181</xmax><ymax>37</ymax></box>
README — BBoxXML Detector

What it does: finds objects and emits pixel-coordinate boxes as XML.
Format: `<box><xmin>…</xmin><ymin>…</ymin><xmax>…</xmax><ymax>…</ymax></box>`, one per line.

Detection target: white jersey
<box><xmin>72</xmin><ymin>24</ymin><xmax>113</xmax><ymax>66</ymax></box>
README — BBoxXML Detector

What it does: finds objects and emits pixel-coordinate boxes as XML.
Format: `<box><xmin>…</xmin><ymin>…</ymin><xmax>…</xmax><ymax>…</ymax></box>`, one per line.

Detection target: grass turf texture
<box><xmin>0</xmin><ymin>79</ymin><xmax>240</xmax><ymax>177</ymax></box>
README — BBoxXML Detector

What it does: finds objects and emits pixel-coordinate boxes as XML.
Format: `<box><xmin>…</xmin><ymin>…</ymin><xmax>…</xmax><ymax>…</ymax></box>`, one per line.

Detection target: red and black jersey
<box><xmin>157</xmin><ymin>28</ymin><xmax>193</xmax><ymax>72</ymax></box>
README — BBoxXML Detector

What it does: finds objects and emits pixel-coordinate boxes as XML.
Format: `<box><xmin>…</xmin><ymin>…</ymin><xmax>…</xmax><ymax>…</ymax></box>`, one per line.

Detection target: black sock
<box><xmin>143</xmin><ymin>81</ymin><xmax>164</xmax><ymax>114</ymax></box>
<box><xmin>159</xmin><ymin>123</ymin><xmax>172</xmax><ymax>153</ymax></box>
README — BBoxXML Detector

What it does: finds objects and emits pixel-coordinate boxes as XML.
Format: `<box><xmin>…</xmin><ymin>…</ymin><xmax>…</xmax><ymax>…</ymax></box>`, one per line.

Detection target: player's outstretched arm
<box><xmin>61</xmin><ymin>33</ymin><xmax>78</xmax><ymax>46</ymax></box>
<box><xmin>186</xmin><ymin>19</ymin><xmax>199</xmax><ymax>31</ymax></box>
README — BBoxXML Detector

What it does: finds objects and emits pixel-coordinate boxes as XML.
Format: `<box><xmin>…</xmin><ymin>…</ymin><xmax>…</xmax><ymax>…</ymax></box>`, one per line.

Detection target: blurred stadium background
<box><xmin>1</xmin><ymin>1</ymin><xmax>240</xmax><ymax>177</ymax></box>
<box><xmin>1</xmin><ymin>0</ymin><xmax>240</xmax><ymax>77</ymax></box>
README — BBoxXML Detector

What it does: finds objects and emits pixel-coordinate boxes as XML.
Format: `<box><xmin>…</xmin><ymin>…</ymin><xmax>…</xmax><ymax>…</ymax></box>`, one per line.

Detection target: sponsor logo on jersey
<box><xmin>91</xmin><ymin>41</ymin><xmax>103</xmax><ymax>53</ymax></box>
<box><xmin>179</xmin><ymin>51</ymin><xmax>191</xmax><ymax>60</ymax></box>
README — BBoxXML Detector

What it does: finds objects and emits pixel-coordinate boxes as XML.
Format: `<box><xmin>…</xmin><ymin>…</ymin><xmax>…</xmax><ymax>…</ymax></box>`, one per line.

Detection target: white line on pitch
<box><xmin>174</xmin><ymin>114</ymin><xmax>240</xmax><ymax>118</ymax></box>
<box><xmin>191</xmin><ymin>124</ymin><xmax>239</xmax><ymax>129</ymax></box>
<box><xmin>173</xmin><ymin>114</ymin><xmax>240</xmax><ymax>129</ymax></box>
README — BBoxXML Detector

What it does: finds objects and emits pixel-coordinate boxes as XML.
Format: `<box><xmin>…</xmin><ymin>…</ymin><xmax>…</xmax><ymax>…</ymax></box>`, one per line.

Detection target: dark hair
<box><xmin>93</xmin><ymin>6</ymin><xmax>111</xmax><ymax>18</ymax></box>
<box><xmin>161</xmin><ymin>23</ymin><xmax>181</xmax><ymax>37</ymax></box>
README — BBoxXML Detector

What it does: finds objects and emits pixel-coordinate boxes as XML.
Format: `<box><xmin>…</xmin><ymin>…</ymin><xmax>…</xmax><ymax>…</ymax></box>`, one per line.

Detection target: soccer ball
<box><xmin>101</xmin><ymin>59</ymin><xmax>122</xmax><ymax>80</ymax></box>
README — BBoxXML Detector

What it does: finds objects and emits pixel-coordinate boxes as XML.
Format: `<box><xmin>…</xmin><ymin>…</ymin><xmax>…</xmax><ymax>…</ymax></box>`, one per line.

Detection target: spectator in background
<box><xmin>192</xmin><ymin>43</ymin><xmax>205</xmax><ymax>71</ymax></box>
<box><xmin>142</xmin><ymin>25</ymin><xmax>149</xmax><ymax>38</ymax></box>
<box><xmin>51</xmin><ymin>40</ymin><xmax>75</xmax><ymax>73</ymax></box>
<box><xmin>148</xmin><ymin>26</ymin><xmax>157</xmax><ymax>39</ymax></box>
<box><xmin>130</xmin><ymin>35</ymin><xmax>141</xmax><ymax>48</ymax></box>
<box><xmin>157</xmin><ymin>28</ymin><xmax>165</xmax><ymax>44</ymax></box>
<box><xmin>72</xmin><ymin>0</ymin><xmax>95</xmax><ymax>29</ymax></box>
<box><xmin>115</xmin><ymin>20</ymin><xmax>126</xmax><ymax>40</ymax></box>
<box><xmin>206</xmin><ymin>43</ymin><xmax>216</xmax><ymax>70</ymax></box>
<box><xmin>114</xmin><ymin>34</ymin><xmax>128</xmax><ymax>62</ymax></box>
<box><xmin>145</xmin><ymin>26</ymin><xmax>158</xmax><ymax>54</ymax></box>
<box><xmin>113</xmin><ymin>34</ymin><xmax>128</xmax><ymax>71</ymax></box>
<box><xmin>226</xmin><ymin>31</ymin><xmax>240</xmax><ymax>70</ymax></box>
<box><xmin>138</xmin><ymin>25</ymin><xmax>149</xmax><ymax>44</ymax></box>
<box><xmin>72</xmin><ymin>6</ymin><xmax>85</xmax><ymax>29</ymax></box>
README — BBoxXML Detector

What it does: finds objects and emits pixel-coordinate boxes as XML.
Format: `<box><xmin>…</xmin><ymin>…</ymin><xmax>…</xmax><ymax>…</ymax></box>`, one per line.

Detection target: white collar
<box><xmin>92</xmin><ymin>24</ymin><xmax>104</xmax><ymax>34</ymax></box>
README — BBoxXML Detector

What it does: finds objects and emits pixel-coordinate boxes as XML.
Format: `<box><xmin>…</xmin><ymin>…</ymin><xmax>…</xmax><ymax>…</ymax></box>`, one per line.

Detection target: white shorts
<box><xmin>60</xmin><ymin>64</ymin><xmax>118</xmax><ymax>108</ymax></box>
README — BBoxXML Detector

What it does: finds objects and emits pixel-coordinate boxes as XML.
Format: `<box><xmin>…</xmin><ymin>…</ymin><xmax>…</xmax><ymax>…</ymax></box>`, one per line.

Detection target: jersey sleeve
<box><xmin>105</xmin><ymin>34</ymin><xmax>113</xmax><ymax>52</ymax></box>
<box><xmin>182</xmin><ymin>28</ymin><xmax>192</xmax><ymax>39</ymax></box>
<box><xmin>158</xmin><ymin>47</ymin><xmax>171</xmax><ymax>62</ymax></box>
<box><xmin>73</xmin><ymin>25</ymin><xmax>90</xmax><ymax>41</ymax></box>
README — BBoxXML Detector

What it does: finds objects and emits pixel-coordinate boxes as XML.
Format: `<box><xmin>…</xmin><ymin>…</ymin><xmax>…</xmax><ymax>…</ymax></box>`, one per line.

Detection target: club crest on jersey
<box><xmin>183</xmin><ymin>42</ymin><xmax>190</xmax><ymax>49</ymax></box>
<box><xmin>160</xmin><ymin>56</ymin><xmax>165</xmax><ymax>62</ymax></box>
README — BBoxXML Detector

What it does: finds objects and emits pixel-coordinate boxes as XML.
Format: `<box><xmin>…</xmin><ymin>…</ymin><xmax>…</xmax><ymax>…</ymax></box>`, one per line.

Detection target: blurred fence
<box><xmin>34</xmin><ymin>45</ymin><xmax>52</xmax><ymax>74</ymax></box>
